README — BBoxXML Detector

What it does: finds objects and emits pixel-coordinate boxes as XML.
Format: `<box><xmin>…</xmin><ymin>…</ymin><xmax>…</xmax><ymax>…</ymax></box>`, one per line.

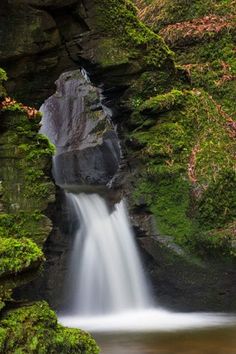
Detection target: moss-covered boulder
<box><xmin>0</xmin><ymin>237</ymin><xmax>44</xmax><ymax>278</ymax></box>
<box><xmin>0</xmin><ymin>302</ymin><xmax>99</xmax><ymax>354</ymax></box>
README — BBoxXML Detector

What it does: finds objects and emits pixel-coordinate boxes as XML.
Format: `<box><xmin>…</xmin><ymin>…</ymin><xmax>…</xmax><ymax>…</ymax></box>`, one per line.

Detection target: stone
<box><xmin>40</xmin><ymin>70</ymin><xmax>121</xmax><ymax>186</ymax></box>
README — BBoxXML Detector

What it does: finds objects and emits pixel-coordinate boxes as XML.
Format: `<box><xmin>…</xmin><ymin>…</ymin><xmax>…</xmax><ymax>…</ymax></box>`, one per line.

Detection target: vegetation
<box><xmin>0</xmin><ymin>237</ymin><xmax>44</xmax><ymax>277</ymax></box>
<box><xmin>94</xmin><ymin>0</ymin><xmax>175</xmax><ymax>76</ymax></box>
<box><xmin>0</xmin><ymin>302</ymin><xmax>99</xmax><ymax>354</ymax></box>
<box><xmin>0</xmin><ymin>109</ymin><xmax>55</xmax><ymax>245</ymax></box>
<box><xmin>126</xmin><ymin>0</ymin><xmax>236</xmax><ymax>257</ymax></box>
<box><xmin>129</xmin><ymin>88</ymin><xmax>236</xmax><ymax>256</ymax></box>
<box><xmin>0</xmin><ymin>68</ymin><xmax>7</xmax><ymax>98</ymax></box>
<box><xmin>0</xmin><ymin>77</ymin><xmax>55</xmax><ymax>310</ymax></box>
<box><xmin>134</xmin><ymin>0</ymin><xmax>236</xmax><ymax>31</ymax></box>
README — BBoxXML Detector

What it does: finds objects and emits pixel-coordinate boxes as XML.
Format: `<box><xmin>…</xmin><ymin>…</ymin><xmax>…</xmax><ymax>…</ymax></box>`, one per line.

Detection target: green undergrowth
<box><xmin>129</xmin><ymin>88</ymin><xmax>236</xmax><ymax>256</ymax></box>
<box><xmin>0</xmin><ymin>302</ymin><xmax>99</xmax><ymax>354</ymax></box>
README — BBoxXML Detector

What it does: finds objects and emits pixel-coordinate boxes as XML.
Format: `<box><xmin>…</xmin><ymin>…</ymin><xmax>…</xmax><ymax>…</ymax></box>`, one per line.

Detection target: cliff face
<box><xmin>129</xmin><ymin>0</ymin><xmax>236</xmax><ymax>257</ymax></box>
<box><xmin>0</xmin><ymin>0</ymin><xmax>174</xmax><ymax>106</ymax></box>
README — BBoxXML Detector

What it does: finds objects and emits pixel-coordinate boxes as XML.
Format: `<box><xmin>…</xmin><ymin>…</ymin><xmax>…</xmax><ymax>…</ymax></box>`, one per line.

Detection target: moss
<box><xmin>0</xmin><ymin>68</ymin><xmax>7</xmax><ymax>98</ymax></box>
<box><xmin>195</xmin><ymin>221</ymin><xmax>236</xmax><ymax>257</ymax></box>
<box><xmin>175</xmin><ymin>32</ymin><xmax>236</xmax><ymax>118</ymax></box>
<box><xmin>135</xmin><ymin>0</ymin><xmax>236</xmax><ymax>31</ymax></box>
<box><xmin>0</xmin><ymin>111</ymin><xmax>55</xmax><ymax>246</ymax></box>
<box><xmin>0</xmin><ymin>302</ymin><xmax>99</xmax><ymax>354</ymax></box>
<box><xmin>138</xmin><ymin>89</ymin><xmax>184</xmax><ymax>114</ymax></box>
<box><xmin>0</xmin><ymin>93</ymin><xmax>55</xmax><ymax>316</ymax></box>
<box><xmin>133</xmin><ymin>176</ymin><xmax>195</xmax><ymax>243</ymax></box>
<box><xmin>0</xmin><ymin>69</ymin><xmax>7</xmax><ymax>82</ymax></box>
<box><xmin>129</xmin><ymin>88</ymin><xmax>236</xmax><ymax>255</ymax></box>
<box><xmin>93</xmin><ymin>0</ymin><xmax>174</xmax><ymax>72</ymax></box>
<box><xmin>0</xmin><ymin>237</ymin><xmax>44</xmax><ymax>278</ymax></box>
<box><xmin>197</xmin><ymin>170</ymin><xmax>236</xmax><ymax>228</ymax></box>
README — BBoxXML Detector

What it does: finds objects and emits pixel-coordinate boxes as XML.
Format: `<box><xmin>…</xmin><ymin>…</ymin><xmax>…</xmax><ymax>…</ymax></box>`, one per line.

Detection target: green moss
<box><xmin>93</xmin><ymin>0</ymin><xmax>174</xmax><ymax>71</ymax></box>
<box><xmin>0</xmin><ymin>111</ymin><xmax>55</xmax><ymax>246</ymax></box>
<box><xmin>0</xmin><ymin>237</ymin><xmax>44</xmax><ymax>278</ymax></box>
<box><xmin>138</xmin><ymin>89</ymin><xmax>184</xmax><ymax>114</ymax></box>
<box><xmin>197</xmin><ymin>170</ymin><xmax>236</xmax><ymax>228</ymax></box>
<box><xmin>0</xmin><ymin>68</ymin><xmax>7</xmax><ymax>98</ymax></box>
<box><xmin>135</xmin><ymin>0</ymin><xmax>236</xmax><ymax>31</ymax></box>
<box><xmin>133</xmin><ymin>176</ymin><xmax>194</xmax><ymax>243</ymax></box>
<box><xmin>0</xmin><ymin>302</ymin><xmax>99</xmax><ymax>354</ymax></box>
<box><xmin>129</xmin><ymin>88</ymin><xmax>236</xmax><ymax>254</ymax></box>
<box><xmin>175</xmin><ymin>32</ymin><xmax>236</xmax><ymax>118</ymax></box>
<box><xmin>194</xmin><ymin>221</ymin><xmax>236</xmax><ymax>257</ymax></box>
<box><xmin>0</xmin><ymin>69</ymin><xmax>7</xmax><ymax>82</ymax></box>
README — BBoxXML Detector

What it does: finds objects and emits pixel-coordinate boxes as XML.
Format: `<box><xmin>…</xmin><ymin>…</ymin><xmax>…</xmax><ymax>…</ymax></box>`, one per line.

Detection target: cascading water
<box><xmin>65</xmin><ymin>193</ymin><xmax>152</xmax><ymax>315</ymax></box>
<box><xmin>40</xmin><ymin>69</ymin><xmax>235</xmax><ymax>334</ymax></box>
<box><xmin>59</xmin><ymin>192</ymin><xmax>234</xmax><ymax>333</ymax></box>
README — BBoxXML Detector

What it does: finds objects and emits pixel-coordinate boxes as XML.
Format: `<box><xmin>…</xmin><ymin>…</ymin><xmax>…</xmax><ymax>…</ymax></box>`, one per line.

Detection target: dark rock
<box><xmin>40</xmin><ymin>70</ymin><xmax>121</xmax><ymax>186</ymax></box>
<box><xmin>138</xmin><ymin>233</ymin><xmax>236</xmax><ymax>312</ymax></box>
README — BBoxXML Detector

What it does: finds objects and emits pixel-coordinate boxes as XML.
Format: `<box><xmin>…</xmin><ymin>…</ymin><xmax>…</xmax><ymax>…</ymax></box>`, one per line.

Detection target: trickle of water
<box><xmin>65</xmin><ymin>193</ymin><xmax>152</xmax><ymax>315</ymax></box>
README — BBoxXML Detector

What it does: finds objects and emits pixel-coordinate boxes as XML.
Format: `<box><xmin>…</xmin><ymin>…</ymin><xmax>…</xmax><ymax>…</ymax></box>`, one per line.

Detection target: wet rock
<box><xmin>40</xmin><ymin>70</ymin><xmax>121</xmax><ymax>186</ymax></box>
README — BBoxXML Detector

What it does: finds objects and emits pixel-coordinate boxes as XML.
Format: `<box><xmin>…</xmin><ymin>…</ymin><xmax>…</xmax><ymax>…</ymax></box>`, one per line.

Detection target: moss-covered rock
<box><xmin>0</xmin><ymin>109</ymin><xmax>55</xmax><ymax>246</ymax></box>
<box><xmin>134</xmin><ymin>1</ymin><xmax>236</xmax><ymax>118</ymax></box>
<box><xmin>0</xmin><ymin>70</ymin><xmax>55</xmax><ymax>313</ymax></box>
<box><xmin>0</xmin><ymin>237</ymin><xmax>44</xmax><ymax>278</ymax></box>
<box><xmin>94</xmin><ymin>0</ymin><xmax>174</xmax><ymax>69</ymax></box>
<box><xmin>0</xmin><ymin>302</ymin><xmax>99</xmax><ymax>354</ymax></box>
<box><xmin>129</xmin><ymin>88</ymin><xmax>236</xmax><ymax>255</ymax></box>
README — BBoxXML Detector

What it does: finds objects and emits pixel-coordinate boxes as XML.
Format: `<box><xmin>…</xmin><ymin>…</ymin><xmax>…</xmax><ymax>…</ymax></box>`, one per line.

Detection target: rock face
<box><xmin>0</xmin><ymin>0</ymin><xmax>174</xmax><ymax>106</ymax></box>
<box><xmin>40</xmin><ymin>70</ymin><xmax>121</xmax><ymax>185</ymax></box>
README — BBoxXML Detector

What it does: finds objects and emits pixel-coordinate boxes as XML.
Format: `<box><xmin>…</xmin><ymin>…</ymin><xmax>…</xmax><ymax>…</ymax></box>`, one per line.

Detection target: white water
<box><xmin>59</xmin><ymin>193</ymin><xmax>235</xmax><ymax>333</ymax></box>
<box><xmin>64</xmin><ymin>193</ymin><xmax>151</xmax><ymax>315</ymax></box>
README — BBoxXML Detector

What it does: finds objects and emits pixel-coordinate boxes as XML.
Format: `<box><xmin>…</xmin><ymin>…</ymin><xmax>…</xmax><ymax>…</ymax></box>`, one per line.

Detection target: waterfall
<box><xmin>66</xmin><ymin>193</ymin><xmax>151</xmax><ymax>315</ymax></box>
<box><xmin>40</xmin><ymin>69</ymin><xmax>234</xmax><ymax>333</ymax></box>
<box><xmin>59</xmin><ymin>192</ymin><xmax>233</xmax><ymax>333</ymax></box>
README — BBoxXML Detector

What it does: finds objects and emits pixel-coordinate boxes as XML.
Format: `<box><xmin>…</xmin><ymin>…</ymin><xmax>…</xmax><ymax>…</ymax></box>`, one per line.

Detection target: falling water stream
<box><xmin>59</xmin><ymin>193</ymin><xmax>234</xmax><ymax>334</ymax></box>
<box><xmin>65</xmin><ymin>193</ymin><xmax>151</xmax><ymax>315</ymax></box>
